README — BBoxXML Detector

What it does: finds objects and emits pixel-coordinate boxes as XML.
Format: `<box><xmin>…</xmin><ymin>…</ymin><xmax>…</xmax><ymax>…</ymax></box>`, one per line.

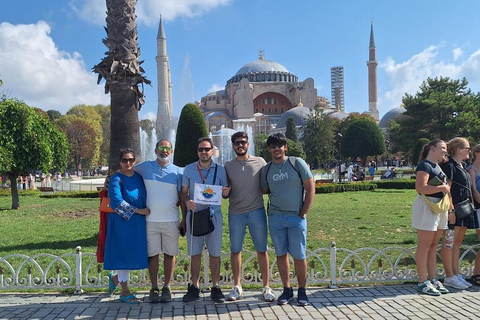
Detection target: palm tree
<box><xmin>93</xmin><ymin>0</ymin><xmax>150</xmax><ymax>171</ymax></box>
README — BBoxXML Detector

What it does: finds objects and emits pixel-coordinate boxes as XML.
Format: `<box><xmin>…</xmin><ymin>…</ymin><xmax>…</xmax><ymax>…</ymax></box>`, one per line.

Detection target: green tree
<box><xmin>411</xmin><ymin>138</ymin><xmax>430</xmax><ymax>165</ymax></box>
<box><xmin>337</xmin><ymin>112</ymin><xmax>376</xmax><ymax>136</ymax></box>
<box><xmin>46</xmin><ymin>110</ymin><xmax>62</xmax><ymax>122</ymax></box>
<box><xmin>254</xmin><ymin>133</ymin><xmax>268</xmax><ymax>157</ymax></box>
<box><xmin>285</xmin><ymin>117</ymin><xmax>298</xmax><ymax>141</ymax></box>
<box><xmin>388</xmin><ymin>77</ymin><xmax>480</xmax><ymax>154</ymax></box>
<box><xmin>174</xmin><ymin>103</ymin><xmax>208</xmax><ymax>167</ymax></box>
<box><xmin>261</xmin><ymin>138</ymin><xmax>306</xmax><ymax>162</ymax></box>
<box><xmin>0</xmin><ymin>99</ymin><xmax>68</xmax><ymax>209</ymax></box>
<box><xmin>93</xmin><ymin>105</ymin><xmax>111</xmax><ymax>165</ymax></box>
<box><xmin>300</xmin><ymin>108</ymin><xmax>338</xmax><ymax>165</ymax></box>
<box><xmin>342</xmin><ymin>119</ymin><xmax>385</xmax><ymax>166</ymax></box>
<box><xmin>93</xmin><ymin>0</ymin><xmax>151</xmax><ymax>171</ymax></box>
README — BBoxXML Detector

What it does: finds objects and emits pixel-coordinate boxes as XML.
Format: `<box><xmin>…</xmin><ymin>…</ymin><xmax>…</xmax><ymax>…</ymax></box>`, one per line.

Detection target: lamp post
<box><xmin>385</xmin><ymin>139</ymin><xmax>390</xmax><ymax>167</ymax></box>
<box><xmin>337</xmin><ymin>133</ymin><xmax>343</xmax><ymax>183</ymax></box>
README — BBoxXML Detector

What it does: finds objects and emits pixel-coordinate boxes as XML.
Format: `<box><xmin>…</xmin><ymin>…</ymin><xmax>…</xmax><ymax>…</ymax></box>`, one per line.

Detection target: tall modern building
<box><xmin>367</xmin><ymin>20</ymin><xmax>379</xmax><ymax>122</ymax></box>
<box><xmin>331</xmin><ymin>66</ymin><xmax>344</xmax><ymax>111</ymax></box>
<box><xmin>155</xmin><ymin>15</ymin><xmax>173</xmax><ymax>140</ymax></box>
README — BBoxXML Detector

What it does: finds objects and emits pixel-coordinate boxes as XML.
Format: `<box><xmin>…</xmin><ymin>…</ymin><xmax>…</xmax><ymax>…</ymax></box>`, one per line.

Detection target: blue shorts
<box><xmin>186</xmin><ymin>211</ymin><xmax>223</xmax><ymax>257</ymax></box>
<box><xmin>269</xmin><ymin>214</ymin><xmax>307</xmax><ymax>260</ymax></box>
<box><xmin>228</xmin><ymin>207</ymin><xmax>268</xmax><ymax>253</ymax></box>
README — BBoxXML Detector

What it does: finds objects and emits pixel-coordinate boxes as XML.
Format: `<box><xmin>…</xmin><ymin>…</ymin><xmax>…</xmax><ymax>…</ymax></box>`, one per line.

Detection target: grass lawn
<box><xmin>1</xmin><ymin>189</ymin><xmax>480</xmax><ymax>258</ymax></box>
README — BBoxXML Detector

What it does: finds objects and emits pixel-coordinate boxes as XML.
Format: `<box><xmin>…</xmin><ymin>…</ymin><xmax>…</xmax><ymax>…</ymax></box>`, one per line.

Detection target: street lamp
<box><xmin>337</xmin><ymin>133</ymin><xmax>343</xmax><ymax>183</ymax></box>
<box><xmin>385</xmin><ymin>139</ymin><xmax>390</xmax><ymax>167</ymax></box>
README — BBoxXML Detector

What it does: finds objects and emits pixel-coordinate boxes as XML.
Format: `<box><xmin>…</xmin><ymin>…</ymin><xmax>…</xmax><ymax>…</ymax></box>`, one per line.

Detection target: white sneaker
<box><xmin>262</xmin><ymin>286</ymin><xmax>275</xmax><ymax>302</ymax></box>
<box><xmin>456</xmin><ymin>274</ymin><xmax>472</xmax><ymax>288</ymax></box>
<box><xmin>227</xmin><ymin>285</ymin><xmax>244</xmax><ymax>301</ymax></box>
<box><xmin>444</xmin><ymin>276</ymin><xmax>469</xmax><ymax>289</ymax></box>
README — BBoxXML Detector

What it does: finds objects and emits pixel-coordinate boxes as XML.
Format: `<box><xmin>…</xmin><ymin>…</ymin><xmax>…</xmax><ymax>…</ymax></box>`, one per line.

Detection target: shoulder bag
<box><xmin>190</xmin><ymin>164</ymin><xmax>217</xmax><ymax>237</ymax></box>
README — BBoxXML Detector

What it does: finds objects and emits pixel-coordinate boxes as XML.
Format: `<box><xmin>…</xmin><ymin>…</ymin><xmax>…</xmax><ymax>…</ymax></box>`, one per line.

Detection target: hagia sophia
<box><xmin>155</xmin><ymin>17</ymin><xmax>404</xmax><ymax>138</ymax></box>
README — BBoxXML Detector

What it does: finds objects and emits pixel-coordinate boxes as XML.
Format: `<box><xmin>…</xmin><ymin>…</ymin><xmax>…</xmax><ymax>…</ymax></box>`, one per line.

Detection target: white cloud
<box><xmin>453</xmin><ymin>47</ymin><xmax>463</xmax><ymax>61</ymax></box>
<box><xmin>0</xmin><ymin>21</ymin><xmax>109</xmax><ymax>113</ymax></box>
<box><xmin>378</xmin><ymin>44</ymin><xmax>480</xmax><ymax>117</ymax></box>
<box><xmin>208</xmin><ymin>83</ymin><xmax>225</xmax><ymax>93</ymax></box>
<box><xmin>72</xmin><ymin>0</ymin><xmax>232</xmax><ymax>26</ymax></box>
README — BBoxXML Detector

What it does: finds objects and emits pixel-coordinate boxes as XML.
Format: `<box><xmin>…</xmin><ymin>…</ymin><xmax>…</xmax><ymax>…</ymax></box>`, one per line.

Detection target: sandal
<box><xmin>108</xmin><ymin>271</ymin><xmax>117</xmax><ymax>296</ymax></box>
<box><xmin>469</xmin><ymin>274</ymin><xmax>480</xmax><ymax>286</ymax></box>
<box><xmin>119</xmin><ymin>294</ymin><xmax>140</xmax><ymax>304</ymax></box>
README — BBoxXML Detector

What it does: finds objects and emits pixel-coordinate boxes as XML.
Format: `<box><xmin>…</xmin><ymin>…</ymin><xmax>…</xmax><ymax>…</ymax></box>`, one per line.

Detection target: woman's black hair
<box><xmin>118</xmin><ymin>148</ymin><xmax>135</xmax><ymax>161</ymax></box>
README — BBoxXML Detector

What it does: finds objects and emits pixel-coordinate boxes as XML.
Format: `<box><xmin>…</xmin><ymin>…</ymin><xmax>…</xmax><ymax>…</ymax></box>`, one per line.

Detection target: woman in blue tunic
<box><xmin>104</xmin><ymin>149</ymin><xmax>150</xmax><ymax>303</ymax></box>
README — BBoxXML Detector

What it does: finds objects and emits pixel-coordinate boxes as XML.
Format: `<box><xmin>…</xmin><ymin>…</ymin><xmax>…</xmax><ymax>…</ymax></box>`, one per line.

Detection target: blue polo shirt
<box><xmin>182</xmin><ymin>160</ymin><xmax>228</xmax><ymax>215</ymax></box>
<box><xmin>134</xmin><ymin>160</ymin><xmax>183</xmax><ymax>222</ymax></box>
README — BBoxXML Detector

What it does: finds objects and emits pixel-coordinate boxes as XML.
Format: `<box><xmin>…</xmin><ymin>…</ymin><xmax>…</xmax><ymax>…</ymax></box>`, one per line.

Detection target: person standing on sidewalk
<box><xmin>181</xmin><ymin>137</ymin><xmax>230</xmax><ymax>303</ymax></box>
<box><xmin>260</xmin><ymin>133</ymin><xmax>314</xmax><ymax>306</ymax></box>
<box><xmin>223</xmin><ymin>131</ymin><xmax>275</xmax><ymax>302</ymax></box>
<box><xmin>134</xmin><ymin>140</ymin><xmax>186</xmax><ymax>303</ymax></box>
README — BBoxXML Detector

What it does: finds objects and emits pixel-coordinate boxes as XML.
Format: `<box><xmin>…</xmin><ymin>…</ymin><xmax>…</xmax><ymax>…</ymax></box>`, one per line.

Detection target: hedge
<box><xmin>315</xmin><ymin>183</ymin><xmax>377</xmax><ymax>193</ymax></box>
<box><xmin>40</xmin><ymin>191</ymin><xmax>99</xmax><ymax>198</ymax></box>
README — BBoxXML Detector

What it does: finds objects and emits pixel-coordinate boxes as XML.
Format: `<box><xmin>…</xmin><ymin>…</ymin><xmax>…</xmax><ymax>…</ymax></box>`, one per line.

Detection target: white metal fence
<box><xmin>1</xmin><ymin>242</ymin><xmax>479</xmax><ymax>293</ymax></box>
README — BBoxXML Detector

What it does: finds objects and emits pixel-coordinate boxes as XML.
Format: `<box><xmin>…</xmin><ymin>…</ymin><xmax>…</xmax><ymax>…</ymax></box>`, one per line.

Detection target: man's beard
<box><xmin>157</xmin><ymin>154</ymin><xmax>171</xmax><ymax>163</ymax></box>
<box><xmin>234</xmin><ymin>149</ymin><xmax>247</xmax><ymax>156</ymax></box>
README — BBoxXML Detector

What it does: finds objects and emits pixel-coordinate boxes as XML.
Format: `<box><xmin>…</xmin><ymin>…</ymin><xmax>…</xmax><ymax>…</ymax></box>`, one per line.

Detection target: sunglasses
<box><xmin>121</xmin><ymin>158</ymin><xmax>135</xmax><ymax>163</ymax></box>
<box><xmin>233</xmin><ymin>140</ymin><xmax>248</xmax><ymax>146</ymax></box>
<box><xmin>157</xmin><ymin>146</ymin><xmax>172</xmax><ymax>152</ymax></box>
<box><xmin>269</xmin><ymin>143</ymin><xmax>285</xmax><ymax>149</ymax></box>
<box><xmin>465</xmin><ymin>147</ymin><xmax>471</xmax><ymax>151</ymax></box>
<box><xmin>197</xmin><ymin>147</ymin><xmax>213</xmax><ymax>152</ymax></box>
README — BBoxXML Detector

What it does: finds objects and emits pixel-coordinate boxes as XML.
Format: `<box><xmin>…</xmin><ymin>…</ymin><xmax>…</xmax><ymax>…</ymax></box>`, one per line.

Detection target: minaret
<box><xmin>367</xmin><ymin>20</ymin><xmax>379</xmax><ymax>122</ymax></box>
<box><xmin>156</xmin><ymin>14</ymin><xmax>173</xmax><ymax>140</ymax></box>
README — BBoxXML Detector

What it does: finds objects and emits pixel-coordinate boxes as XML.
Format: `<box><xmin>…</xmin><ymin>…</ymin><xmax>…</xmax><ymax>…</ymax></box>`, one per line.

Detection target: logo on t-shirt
<box><xmin>273</xmin><ymin>172</ymin><xmax>289</xmax><ymax>181</ymax></box>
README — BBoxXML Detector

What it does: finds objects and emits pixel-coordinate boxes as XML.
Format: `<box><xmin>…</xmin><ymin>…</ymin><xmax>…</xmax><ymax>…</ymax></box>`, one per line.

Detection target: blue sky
<box><xmin>1</xmin><ymin>0</ymin><xmax>480</xmax><ymax>122</ymax></box>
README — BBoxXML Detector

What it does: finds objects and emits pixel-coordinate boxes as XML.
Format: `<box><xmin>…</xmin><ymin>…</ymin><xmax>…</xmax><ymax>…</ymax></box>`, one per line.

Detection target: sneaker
<box><xmin>277</xmin><ymin>287</ymin><xmax>294</xmax><ymax>305</ymax></box>
<box><xmin>417</xmin><ymin>280</ymin><xmax>441</xmax><ymax>296</ymax></box>
<box><xmin>182</xmin><ymin>283</ymin><xmax>200</xmax><ymax>302</ymax></box>
<box><xmin>148</xmin><ymin>287</ymin><xmax>160</xmax><ymax>303</ymax></box>
<box><xmin>297</xmin><ymin>287</ymin><xmax>309</xmax><ymax>306</ymax></box>
<box><xmin>443</xmin><ymin>276</ymin><xmax>469</xmax><ymax>290</ymax></box>
<box><xmin>227</xmin><ymin>285</ymin><xmax>244</xmax><ymax>301</ymax></box>
<box><xmin>160</xmin><ymin>286</ymin><xmax>172</xmax><ymax>303</ymax></box>
<box><xmin>432</xmin><ymin>279</ymin><xmax>449</xmax><ymax>294</ymax></box>
<box><xmin>456</xmin><ymin>274</ymin><xmax>472</xmax><ymax>288</ymax></box>
<box><xmin>262</xmin><ymin>286</ymin><xmax>275</xmax><ymax>302</ymax></box>
<box><xmin>210</xmin><ymin>286</ymin><xmax>225</xmax><ymax>303</ymax></box>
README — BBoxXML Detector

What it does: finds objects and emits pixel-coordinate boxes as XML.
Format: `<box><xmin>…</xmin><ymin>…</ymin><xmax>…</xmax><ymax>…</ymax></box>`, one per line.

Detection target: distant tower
<box><xmin>367</xmin><ymin>20</ymin><xmax>379</xmax><ymax>122</ymax></box>
<box><xmin>331</xmin><ymin>66</ymin><xmax>344</xmax><ymax>111</ymax></box>
<box><xmin>156</xmin><ymin>14</ymin><xmax>173</xmax><ymax>140</ymax></box>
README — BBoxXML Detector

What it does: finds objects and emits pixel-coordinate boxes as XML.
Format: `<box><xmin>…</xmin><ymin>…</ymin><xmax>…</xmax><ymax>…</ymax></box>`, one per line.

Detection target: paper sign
<box><xmin>193</xmin><ymin>183</ymin><xmax>223</xmax><ymax>206</ymax></box>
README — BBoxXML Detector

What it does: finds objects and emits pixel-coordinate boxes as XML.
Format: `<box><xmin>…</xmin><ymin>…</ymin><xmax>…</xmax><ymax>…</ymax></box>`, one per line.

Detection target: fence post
<box><xmin>329</xmin><ymin>241</ymin><xmax>337</xmax><ymax>288</ymax></box>
<box><xmin>74</xmin><ymin>246</ymin><xmax>84</xmax><ymax>294</ymax></box>
<box><xmin>202</xmin><ymin>246</ymin><xmax>210</xmax><ymax>292</ymax></box>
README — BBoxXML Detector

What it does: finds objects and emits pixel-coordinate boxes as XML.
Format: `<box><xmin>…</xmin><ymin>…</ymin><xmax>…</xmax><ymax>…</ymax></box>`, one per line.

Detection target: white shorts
<box><xmin>146</xmin><ymin>221</ymin><xmax>180</xmax><ymax>257</ymax></box>
<box><xmin>412</xmin><ymin>195</ymin><xmax>448</xmax><ymax>231</ymax></box>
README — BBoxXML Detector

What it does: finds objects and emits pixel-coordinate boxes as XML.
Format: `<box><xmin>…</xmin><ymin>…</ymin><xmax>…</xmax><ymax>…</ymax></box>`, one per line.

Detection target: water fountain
<box><xmin>140</xmin><ymin>129</ymin><xmax>158</xmax><ymax>161</ymax></box>
<box><xmin>210</xmin><ymin>125</ymin><xmax>256</xmax><ymax>165</ymax></box>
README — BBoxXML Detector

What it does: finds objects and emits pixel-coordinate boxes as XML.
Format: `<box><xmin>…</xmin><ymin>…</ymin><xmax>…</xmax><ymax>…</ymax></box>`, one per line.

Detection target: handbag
<box><xmin>189</xmin><ymin>208</ymin><xmax>214</xmax><ymax>236</ymax></box>
<box><xmin>454</xmin><ymin>198</ymin><xmax>475</xmax><ymax>220</ymax></box>
<box><xmin>100</xmin><ymin>196</ymin><xmax>114</xmax><ymax>213</ymax></box>
<box><xmin>421</xmin><ymin>194</ymin><xmax>450</xmax><ymax>214</ymax></box>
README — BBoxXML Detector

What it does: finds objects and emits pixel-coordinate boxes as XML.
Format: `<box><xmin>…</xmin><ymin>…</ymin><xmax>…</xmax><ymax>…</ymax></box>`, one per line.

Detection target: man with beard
<box><xmin>181</xmin><ymin>137</ymin><xmax>230</xmax><ymax>303</ymax></box>
<box><xmin>223</xmin><ymin>132</ymin><xmax>275</xmax><ymax>302</ymax></box>
<box><xmin>134</xmin><ymin>139</ymin><xmax>186</xmax><ymax>303</ymax></box>
<box><xmin>261</xmin><ymin>133</ymin><xmax>314</xmax><ymax>306</ymax></box>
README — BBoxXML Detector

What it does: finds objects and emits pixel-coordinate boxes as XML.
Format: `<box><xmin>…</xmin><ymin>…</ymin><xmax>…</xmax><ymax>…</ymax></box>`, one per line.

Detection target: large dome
<box><xmin>275</xmin><ymin>106</ymin><xmax>312</xmax><ymax>129</ymax></box>
<box><xmin>235</xmin><ymin>59</ymin><xmax>289</xmax><ymax>75</ymax></box>
<box><xmin>379</xmin><ymin>106</ymin><xmax>406</xmax><ymax>129</ymax></box>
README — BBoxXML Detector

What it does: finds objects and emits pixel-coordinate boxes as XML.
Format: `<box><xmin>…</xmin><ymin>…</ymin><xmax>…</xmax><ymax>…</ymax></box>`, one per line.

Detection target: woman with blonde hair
<box><xmin>412</xmin><ymin>139</ymin><xmax>450</xmax><ymax>295</ymax></box>
<box><xmin>440</xmin><ymin>137</ymin><xmax>477</xmax><ymax>290</ymax></box>
<box><xmin>467</xmin><ymin>144</ymin><xmax>480</xmax><ymax>286</ymax></box>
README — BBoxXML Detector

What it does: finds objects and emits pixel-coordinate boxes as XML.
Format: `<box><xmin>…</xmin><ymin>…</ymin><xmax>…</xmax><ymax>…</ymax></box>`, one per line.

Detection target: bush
<box><xmin>315</xmin><ymin>183</ymin><xmax>377</xmax><ymax>193</ymax></box>
<box><xmin>365</xmin><ymin>179</ymin><xmax>415</xmax><ymax>189</ymax></box>
<box><xmin>40</xmin><ymin>191</ymin><xmax>99</xmax><ymax>198</ymax></box>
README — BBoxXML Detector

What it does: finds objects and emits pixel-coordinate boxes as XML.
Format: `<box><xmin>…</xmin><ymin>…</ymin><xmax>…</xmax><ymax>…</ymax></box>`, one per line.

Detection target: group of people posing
<box><xmin>98</xmin><ymin>132</ymin><xmax>314</xmax><ymax>306</ymax></box>
<box><xmin>414</xmin><ymin>137</ymin><xmax>480</xmax><ymax>296</ymax></box>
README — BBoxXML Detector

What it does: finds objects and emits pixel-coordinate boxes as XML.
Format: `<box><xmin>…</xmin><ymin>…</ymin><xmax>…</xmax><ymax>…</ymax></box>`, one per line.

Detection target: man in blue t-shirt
<box><xmin>260</xmin><ymin>133</ymin><xmax>315</xmax><ymax>306</ymax></box>
<box><xmin>134</xmin><ymin>140</ymin><xmax>186</xmax><ymax>303</ymax></box>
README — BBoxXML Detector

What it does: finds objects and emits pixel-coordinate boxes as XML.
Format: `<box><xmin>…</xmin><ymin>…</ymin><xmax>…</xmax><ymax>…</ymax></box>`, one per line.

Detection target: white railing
<box><xmin>1</xmin><ymin>243</ymin><xmax>479</xmax><ymax>293</ymax></box>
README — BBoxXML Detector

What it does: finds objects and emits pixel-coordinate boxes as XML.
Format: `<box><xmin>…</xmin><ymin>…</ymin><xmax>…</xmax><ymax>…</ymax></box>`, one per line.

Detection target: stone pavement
<box><xmin>1</xmin><ymin>284</ymin><xmax>480</xmax><ymax>320</ymax></box>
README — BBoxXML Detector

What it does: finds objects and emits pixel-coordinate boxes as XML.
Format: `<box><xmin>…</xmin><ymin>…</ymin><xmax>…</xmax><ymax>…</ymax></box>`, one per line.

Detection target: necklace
<box><xmin>273</xmin><ymin>160</ymin><xmax>285</xmax><ymax>174</ymax></box>
<box><xmin>235</xmin><ymin>156</ymin><xmax>249</xmax><ymax>171</ymax></box>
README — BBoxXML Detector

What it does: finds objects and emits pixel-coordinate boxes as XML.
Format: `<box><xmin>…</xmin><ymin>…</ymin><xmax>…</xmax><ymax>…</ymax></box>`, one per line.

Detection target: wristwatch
<box><xmin>449</xmin><ymin>209</ymin><xmax>456</xmax><ymax>213</ymax></box>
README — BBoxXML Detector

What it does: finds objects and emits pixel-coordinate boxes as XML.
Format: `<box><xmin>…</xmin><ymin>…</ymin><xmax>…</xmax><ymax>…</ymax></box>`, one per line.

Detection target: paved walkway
<box><xmin>1</xmin><ymin>284</ymin><xmax>480</xmax><ymax>320</ymax></box>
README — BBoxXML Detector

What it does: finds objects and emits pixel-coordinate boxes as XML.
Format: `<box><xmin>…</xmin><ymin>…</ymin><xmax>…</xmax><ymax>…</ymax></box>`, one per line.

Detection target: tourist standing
<box><xmin>412</xmin><ymin>139</ymin><xmax>450</xmax><ymax>296</ymax></box>
<box><xmin>224</xmin><ymin>132</ymin><xmax>275</xmax><ymax>302</ymax></box>
<box><xmin>260</xmin><ymin>133</ymin><xmax>314</xmax><ymax>306</ymax></box>
<box><xmin>135</xmin><ymin>140</ymin><xmax>186</xmax><ymax>303</ymax></box>
<box><xmin>467</xmin><ymin>144</ymin><xmax>480</xmax><ymax>286</ymax></box>
<box><xmin>181</xmin><ymin>137</ymin><xmax>230</xmax><ymax>303</ymax></box>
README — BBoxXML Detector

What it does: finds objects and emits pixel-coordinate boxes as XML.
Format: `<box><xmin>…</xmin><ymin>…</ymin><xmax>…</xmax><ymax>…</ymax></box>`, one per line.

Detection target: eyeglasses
<box><xmin>269</xmin><ymin>143</ymin><xmax>285</xmax><ymax>149</ymax></box>
<box><xmin>233</xmin><ymin>140</ymin><xmax>248</xmax><ymax>146</ymax></box>
<box><xmin>465</xmin><ymin>147</ymin><xmax>471</xmax><ymax>151</ymax></box>
<box><xmin>197</xmin><ymin>147</ymin><xmax>213</xmax><ymax>152</ymax></box>
<box><xmin>121</xmin><ymin>158</ymin><xmax>135</xmax><ymax>163</ymax></box>
<box><xmin>157</xmin><ymin>146</ymin><xmax>172</xmax><ymax>152</ymax></box>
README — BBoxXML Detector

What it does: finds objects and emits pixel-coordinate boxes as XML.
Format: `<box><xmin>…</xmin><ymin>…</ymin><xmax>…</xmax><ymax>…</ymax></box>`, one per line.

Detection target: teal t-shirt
<box><xmin>260</xmin><ymin>157</ymin><xmax>312</xmax><ymax>215</ymax></box>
